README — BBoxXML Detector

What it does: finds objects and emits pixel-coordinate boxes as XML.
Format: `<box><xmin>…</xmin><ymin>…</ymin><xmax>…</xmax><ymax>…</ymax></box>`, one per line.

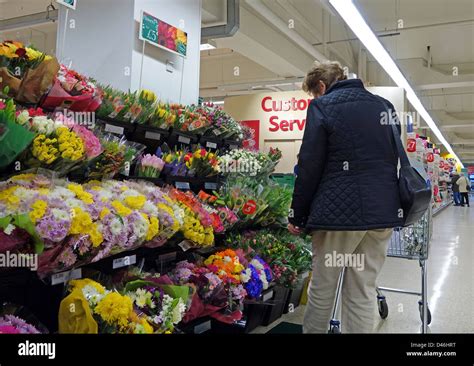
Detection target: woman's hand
<box><xmin>287</xmin><ymin>223</ymin><xmax>302</xmax><ymax>235</ymax></box>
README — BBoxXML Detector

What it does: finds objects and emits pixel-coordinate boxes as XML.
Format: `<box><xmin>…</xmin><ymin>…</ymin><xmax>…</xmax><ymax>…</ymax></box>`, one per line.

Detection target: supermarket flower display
<box><xmin>156</xmin><ymin>145</ymin><xmax>220</xmax><ymax>178</ymax></box>
<box><xmin>0</xmin><ymin>173</ymin><xmax>217</xmax><ymax>275</ymax></box>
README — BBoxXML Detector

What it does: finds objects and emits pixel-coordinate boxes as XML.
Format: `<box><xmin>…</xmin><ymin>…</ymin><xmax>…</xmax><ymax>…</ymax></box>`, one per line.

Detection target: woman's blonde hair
<box><xmin>302</xmin><ymin>61</ymin><xmax>347</xmax><ymax>95</ymax></box>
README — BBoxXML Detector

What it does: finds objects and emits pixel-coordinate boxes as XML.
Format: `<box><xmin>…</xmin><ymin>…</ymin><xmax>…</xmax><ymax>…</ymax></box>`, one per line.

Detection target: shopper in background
<box><xmin>451</xmin><ymin>172</ymin><xmax>461</xmax><ymax>206</ymax></box>
<box><xmin>456</xmin><ymin>173</ymin><xmax>471</xmax><ymax>207</ymax></box>
<box><xmin>288</xmin><ymin>61</ymin><xmax>403</xmax><ymax>334</ymax></box>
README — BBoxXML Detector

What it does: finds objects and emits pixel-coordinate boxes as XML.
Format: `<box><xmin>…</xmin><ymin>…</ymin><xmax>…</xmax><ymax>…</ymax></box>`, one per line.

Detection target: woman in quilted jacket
<box><xmin>288</xmin><ymin>61</ymin><xmax>403</xmax><ymax>333</ymax></box>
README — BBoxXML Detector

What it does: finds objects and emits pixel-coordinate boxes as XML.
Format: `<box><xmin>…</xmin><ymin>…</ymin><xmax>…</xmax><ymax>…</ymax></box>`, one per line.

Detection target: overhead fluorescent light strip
<box><xmin>329</xmin><ymin>0</ymin><xmax>464</xmax><ymax>167</ymax></box>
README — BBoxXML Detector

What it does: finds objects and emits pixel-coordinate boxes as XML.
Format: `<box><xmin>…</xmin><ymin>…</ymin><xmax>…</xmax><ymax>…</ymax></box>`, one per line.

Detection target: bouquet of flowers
<box><xmin>87</xmin><ymin>134</ymin><xmax>145</xmax><ymax>179</ymax></box>
<box><xmin>197</xmin><ymin>190</ymin><xmax>239</xmax><ymax>232</ymax></box>
<box><xmin>240</xmin><ymin>255</ymin><xmax>273</xmax><ymax>299</ymax></box>
<box><xmin>167</xmin><ymin>188</ymin><xmax>214</xmax><ymax>246</ymax></box>
<box><xmin>123</xmin><ymin>278</ymin><xmax>189</xmax><ymax>333</ymax></box>
<box><xmin>96</xmin><ymin>87</ymin><xmax>145</xmax><ymax>123</ymax></box>
<box><xmin>0</xmin><ymin>41</ymin><xmax>59</xmax><ymax>103</ymax></box>
<box><xmin>184</xmin><ymin>147</ymin><xmax>220</xmax><ymax>177</ymax></box>
<box><xmin>174</xmin><ymin>104</ymin><xmax>212</xmax><ymax>134</ymax></box>
<box><xmin>136</xmin><ymin>153</ymin><xmax>165</xmax><ymax>178</ymax></box>
<box><xmin>41</xmin><ymin>64</ymin><xmax>101</xmax><ymax>112</ymax></box>
<box><xmin>23</xmin><ymin>125</ymin><xmax>87</xmax><ymax>175</ymax></box>
<box><xmin>58</xmin><ymin>278</ymin><xmax>154</xmax><ymax>333</ymax></box>
<box><xmin>202</xmin><ymin>103</ymin><xmax>244</xmax><ymax>140</ymax></box>
<box><xmin>225</xmin><ymin>230</ymin><xmax>312</xmax><ymax>289</ymax></box>
<box><xmin>215</xmin><ymin>175</ymin><xmax>292</xmax><ymax>229</ymax></box>
<box><xmin>219</xmin><ymin>148</ymin><xmax>282</xmax><ymax>178</ymax></box>
<box><xmin>148</xmin><ymin>102</ymin><xmax>180</xmax><ymax>129</ymax></box>
<box><xmin>204</xmin><ymin>249</ymin><xmax>247</xmax><ymax>301</ymax></box>
<box><xmin>157</xmin><ymin>146</ymin><xmax>188</xmax><ymax>177</ymax></box>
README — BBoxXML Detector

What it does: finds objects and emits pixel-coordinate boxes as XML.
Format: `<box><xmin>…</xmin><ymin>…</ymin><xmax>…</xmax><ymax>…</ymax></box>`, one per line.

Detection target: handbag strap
<box><xmin>380</xmin><ymin>100</ymin><xmax>411</xmax><ymax>168</ymax></box>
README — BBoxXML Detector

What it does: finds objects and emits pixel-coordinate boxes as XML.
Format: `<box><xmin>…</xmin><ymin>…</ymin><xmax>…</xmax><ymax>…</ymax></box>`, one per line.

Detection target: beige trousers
<box><xmin>303</xmin><ymin>229</ymin><xmax>392</xmax><ymax>333</ymax></box>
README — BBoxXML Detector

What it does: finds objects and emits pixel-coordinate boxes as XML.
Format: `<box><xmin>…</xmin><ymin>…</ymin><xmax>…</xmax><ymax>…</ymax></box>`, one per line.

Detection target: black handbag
<box><xmin>383</xmin><ymin>102</ymin><xmax>432</xmax><ymax>226</ymax></box>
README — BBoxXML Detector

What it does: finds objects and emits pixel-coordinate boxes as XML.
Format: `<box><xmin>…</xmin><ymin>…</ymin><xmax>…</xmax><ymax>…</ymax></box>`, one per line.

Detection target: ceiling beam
<box><xmin>416</xmin><ymin>81</ymin><xmax>474</xmax><ymax>90</ymax></box>
<box><xmin>441</xmin><ymin>124</ymin><xmax>474</xmax><ymax>130</ymax></box>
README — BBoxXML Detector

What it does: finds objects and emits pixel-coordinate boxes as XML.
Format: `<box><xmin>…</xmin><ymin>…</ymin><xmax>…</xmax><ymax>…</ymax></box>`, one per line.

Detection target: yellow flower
<box><xmin>0</xmin><ymin>186</ymin><xmax>19</xmax><ymax>207</ymax></box>
<box><xmin>146</xmin><ymin>217</ymin><xmax>159</xmax><ymax>241</ymax></box>
<box><xmin>88</xmin><ymin>223</ymin><xmax>103</xmax><ymax>247</ymax></box>
<box><xmin>124</xmin><ymin>195</ymin><xmax>146</xmax><ymax>210</ymax></box>
<box><xmin>69</xmin><ymin>207</ymin><xmax>93</xmax><ymax>235</ymax></box>
<box><xmin>29</xmin><ymin>200</ymin><xmax>48</xmax><ymax>223</ymax></box>
<box><xmin>111</xmin><ymin>200</ymin><xmax>132</xmax><ymax>217</ymax></box>
<box><xmin>141</xmin><ymin>319</ymin><xmax>154</xmax><ymax>334</ymax></box>
<box><xmin>67</xmin><ymin>184</ymin><xmax>93</xmax><ymax>204</ymax></box>
<box><xmin>99</xmin><ymin>207</ymin><xmax>111</xmax><ymax>220</ymax></box>
<box><xmin>94</xmin><ymin>292</ymin><xmax>133</xmax><ymax>330</ymax></box>
<box><xmin>10</xmin><ymin>174</ymin><xmax>36</xmax><ymax>181</ymax></box>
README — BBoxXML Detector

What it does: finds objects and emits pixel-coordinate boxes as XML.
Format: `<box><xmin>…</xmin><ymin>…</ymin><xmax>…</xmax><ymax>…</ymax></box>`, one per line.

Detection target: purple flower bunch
<box><xmin>0</xmin><ymin>315</ymin><xmax>40</xmax><ymax>334</ymax></box>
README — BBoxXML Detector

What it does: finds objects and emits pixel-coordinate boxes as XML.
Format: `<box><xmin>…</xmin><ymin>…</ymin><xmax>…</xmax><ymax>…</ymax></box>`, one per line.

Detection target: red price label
<box><xmin>242</xmin><ymin>200</ymin><xmax>257</xmax><ymax>215</ymax></box>
<box><xmin>407</xmin><ymin>139</ymin><xmax>416</xmax><ymax>152</ymax></box>
<box><xmin>427</xmin><ymin>153</ymin><xmax>434</xmax><ymax>162</ymax></box>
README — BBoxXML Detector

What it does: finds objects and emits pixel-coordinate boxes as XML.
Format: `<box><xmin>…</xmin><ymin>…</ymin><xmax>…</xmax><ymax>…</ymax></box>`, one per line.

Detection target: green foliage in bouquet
<box><xmin>215</xmin><ymin>175</ymin><xmax>292</xmax><ymax>229</ymax></box>
<box><xmin>224</xmin><ymin>229</ymin><xmax>312</xmax><ymax>288</ymax></box>
<box><xmin>0</xmin><ymin>90</ymin><xmax>36</xmax><ymax>169</ymax></box>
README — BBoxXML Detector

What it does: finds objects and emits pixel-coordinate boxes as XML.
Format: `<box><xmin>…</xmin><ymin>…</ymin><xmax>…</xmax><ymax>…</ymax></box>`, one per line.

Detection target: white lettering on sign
<box><xmin>112</xmin><ymin>255</ymin><xmax>137</xmax><ymax>269</ymax></box>
<box><xmin>105</xmin><ymin>124</ymin><xmax>124</xmax><ymax>135</ymax></box>
<box><xmin>145</xmin><ymin>131</ymin><xmax>161</xmax><ymax>140</ymax></box>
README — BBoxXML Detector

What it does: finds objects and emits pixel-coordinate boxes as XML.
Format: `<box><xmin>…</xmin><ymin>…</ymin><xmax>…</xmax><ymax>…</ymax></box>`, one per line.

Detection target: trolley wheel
<box><xmin>377</xmin><ymin>297</ymin><xmax>389</xmax><ymax>319</ymax></box>
<box><xmin>328</xmin><ymin>320</ymin><xmax>341</xmax><ymax>334</ymax></box>
<box><xmin>418</xmin><ymin>301</ymin><xmax>432</xmax><ymax>325</ymax></box>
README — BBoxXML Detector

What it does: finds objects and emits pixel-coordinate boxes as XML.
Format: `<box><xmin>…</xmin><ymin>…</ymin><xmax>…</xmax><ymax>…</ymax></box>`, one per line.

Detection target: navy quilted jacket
<box><xmin>289</xmin><ymin>79</ymin><xmax>403</xmax><ymax>231</ymax></box>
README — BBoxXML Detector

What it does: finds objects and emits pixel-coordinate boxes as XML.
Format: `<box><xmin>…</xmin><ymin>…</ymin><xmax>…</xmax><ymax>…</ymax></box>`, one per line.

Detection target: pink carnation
<box><xmin>73</xmin><ymin>125</ymin><xmax>102</xmax><ymax>158</ymax></box>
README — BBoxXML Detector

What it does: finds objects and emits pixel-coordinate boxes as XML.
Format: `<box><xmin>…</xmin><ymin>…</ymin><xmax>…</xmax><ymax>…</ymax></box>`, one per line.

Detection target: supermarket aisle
<box><xmin>256</xmin><ymin>205</ymin><xmax>474</xmax><ymax>333</ymax></box>
<box><xmin>375</xmin><ymin>205</ymin><xmax>474</xmax><ymax>333</ymax></box>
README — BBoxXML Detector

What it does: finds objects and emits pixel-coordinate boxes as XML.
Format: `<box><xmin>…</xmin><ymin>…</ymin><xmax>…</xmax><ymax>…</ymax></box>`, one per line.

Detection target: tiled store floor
<box><xmin>253</xmin><ymin>205</ymin><xmax>474</xmax><ymax>333</ymax></box>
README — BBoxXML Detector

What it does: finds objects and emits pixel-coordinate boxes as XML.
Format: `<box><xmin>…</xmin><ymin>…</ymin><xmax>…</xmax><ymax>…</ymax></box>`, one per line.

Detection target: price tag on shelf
<box><xmin>229</xmin><ymin>144</ymin><xmax>238</xmax><ymax>150</ymax></box>
<box><xmin>158</xmin><ymin>252</ymin><xmax>177</xmax><ymax>263</ymax></box>
<box><xmin>175</xmin><ymin>181</ymin><xmax>190</xmax><ymax>190</ymax></box>
<box><xmin>194</xmin><ymin>320</ymin><xmax>212</xmax><ymax>334</ymax></box>
<box><xmin>206</xmin><ymin>141</ymin><xmax>217</xmax><ymax>149</ymax></box>
<box><xmin>51</xmin><ymin>268</ymin><xmax>82</xmax><ymax>286</ymax></box>
<box><xmin>204</xmin><ymin>182</ymin><xmax>218</xmax><ymax>190</ymax></box>
<box><xmin>178</xmin><ymin>135</ymin><xmax>191</xmax><ymax>144</ymax></box>
<box><xmin>112</xmin><ymin>254</ymin><xmax>137</xmax><ymax>269</ymax></box>
<box><xmin>178</xmin><ymin>240</ymin><xmax>193</xmax><ymax>252</ymax></box>
<box><xmin>105</xmin><ymin>124</ymin><xmax>124</xmax><ymax>135</ymax></box>
<box><xmin>262</xmin><ymin>290</ymin><xmax>274</xmax><ymax>302</ymax></box>
<box><xmin>145</xmin><ymin>131</ymin><xmax>161</xmax><ymax>140</ymax></box>
<box><xmin>212</xmin><ymin>129</ymin><xmax>222</xmax><ymax>136</ymax></box>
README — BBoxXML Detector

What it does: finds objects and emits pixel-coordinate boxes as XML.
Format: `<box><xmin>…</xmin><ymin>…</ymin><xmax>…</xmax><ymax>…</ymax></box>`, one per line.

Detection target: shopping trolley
<box><xmin>328</xmin><ymin>207</ymin><xmax>433</xmax><ymax>334</ymax></box>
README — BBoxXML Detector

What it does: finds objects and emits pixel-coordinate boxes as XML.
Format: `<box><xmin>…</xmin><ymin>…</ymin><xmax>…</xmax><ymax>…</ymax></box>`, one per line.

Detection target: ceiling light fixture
<box><xmin>200</xmin><ymin>43</ymin><xmax>216</xmax><ymax>51</ymax></box>
<box><xmin>329</xmin><ymin>0</ymin><xmax>464</xmax><ymax>168</ymax></box>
